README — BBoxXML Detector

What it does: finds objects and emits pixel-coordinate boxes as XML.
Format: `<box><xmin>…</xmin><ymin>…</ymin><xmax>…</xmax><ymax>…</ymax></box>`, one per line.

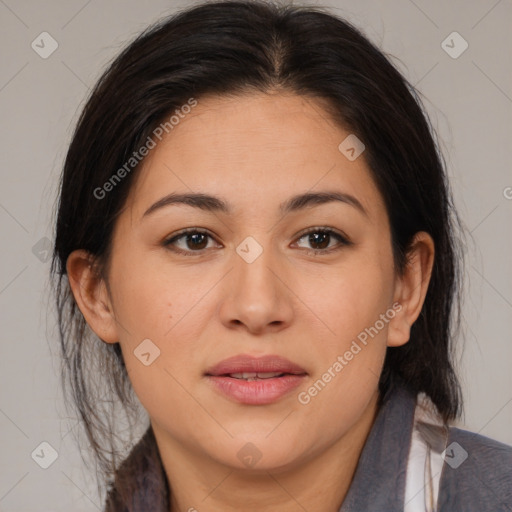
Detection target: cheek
<box><xmin>309</xmin><ymin>258</ymin><xmax>393</xmax><ymax>344</ymax></box>
<box><xmin>110</xmin><ymin>252</ymin><xmax>207</xmax><ymax>342</ymax></box>
<box><xmin>109</xmin><ymin>254</ymin><xmax>215</xmax><ymax>389</ymax></box>
<box><xmin>296</xmin><ymin>252</ymin><xmax>393</xmax><ymax>406</ymax></box>
<box><xmin>295</xmin><ymin>272</ymin><xmax>391</xmax><ymax>439</ymax></box>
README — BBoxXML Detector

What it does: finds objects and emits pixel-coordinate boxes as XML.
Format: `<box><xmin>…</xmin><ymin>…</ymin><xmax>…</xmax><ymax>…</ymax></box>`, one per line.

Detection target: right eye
<box><xmin>163</xmin><ymin>228</ymin><xmax>221</xmax><ymax>256</ymax></box>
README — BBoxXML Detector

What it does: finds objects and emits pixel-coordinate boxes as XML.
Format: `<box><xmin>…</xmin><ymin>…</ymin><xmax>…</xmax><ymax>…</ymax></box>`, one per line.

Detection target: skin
<box><xmin>67</xmin><ymin>91</ymin><xmax>434</xmax><ymax>512</ymax></box>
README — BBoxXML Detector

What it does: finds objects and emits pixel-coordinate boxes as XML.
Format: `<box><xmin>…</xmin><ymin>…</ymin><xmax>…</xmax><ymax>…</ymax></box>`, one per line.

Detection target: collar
<box><xmin>339</xmin><ymin>382</ymin><xmax>417</xmax><ymax>512</ymax></box>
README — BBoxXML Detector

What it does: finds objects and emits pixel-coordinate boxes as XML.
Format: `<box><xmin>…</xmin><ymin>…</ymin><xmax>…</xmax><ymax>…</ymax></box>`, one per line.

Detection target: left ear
<box><xmin>387</xmin><ymin>231</ymin><xmax>435</xmax><ymax>348</ymax></box>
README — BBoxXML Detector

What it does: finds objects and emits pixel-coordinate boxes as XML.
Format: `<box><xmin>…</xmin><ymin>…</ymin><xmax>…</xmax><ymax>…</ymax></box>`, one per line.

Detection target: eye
<box><xmin>163</xmin><ymin>228</ymin><xmax>220</xmax><ymax>256</ymax></box>
<box><xmin>163</xmin><ymin>226</ymin><xmax>351</xmax><ymax>257</ymax></box>
<box><xmin>293</xmin><ymin>227</ymin><xmax>351</xmax><ymax>255</ymax></box>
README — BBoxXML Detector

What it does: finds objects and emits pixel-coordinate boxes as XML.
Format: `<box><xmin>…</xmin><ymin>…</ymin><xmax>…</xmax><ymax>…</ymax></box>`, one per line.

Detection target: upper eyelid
<box><xmin>294</xmin><ymin>226</ymin><xmax>349</xmax><ymax>240</ymax></box>
<box><xmin>164</xmin><ymin>228</ymin><xmax>218</xmax><ymax>246</ymax></box>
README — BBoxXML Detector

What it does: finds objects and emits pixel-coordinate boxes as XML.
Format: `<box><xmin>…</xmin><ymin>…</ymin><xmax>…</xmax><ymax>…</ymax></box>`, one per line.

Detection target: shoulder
<box><xmin>437</xmin><ymin>426</ymin><xmax>512</xmax><ymax>512</ymax></box>
<box><xmin>449</xmin><ymin>426</ymin><xmax>512</xmax><ymax>461</ymax></box>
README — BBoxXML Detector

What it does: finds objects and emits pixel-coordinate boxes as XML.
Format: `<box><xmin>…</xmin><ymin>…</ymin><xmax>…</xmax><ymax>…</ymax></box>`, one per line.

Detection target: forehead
<box><xmin>125</xmin><ymin>92</ymin><xmax>385</xmax><ymax>220</ymax></box>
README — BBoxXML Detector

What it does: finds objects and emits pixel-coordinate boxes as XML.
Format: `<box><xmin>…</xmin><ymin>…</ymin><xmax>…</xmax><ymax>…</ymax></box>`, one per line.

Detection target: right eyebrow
<box><xmin>142</xmin><ymin>192</ymin><xmax>231</xmax><ymax>218</ymax></box>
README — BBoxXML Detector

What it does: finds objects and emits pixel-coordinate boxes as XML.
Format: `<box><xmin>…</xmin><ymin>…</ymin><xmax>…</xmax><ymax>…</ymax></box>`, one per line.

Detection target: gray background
<box><xmin>1</xmin><ymin>0</ymin><xmax>511</xmax><ymax>509</ymax></box>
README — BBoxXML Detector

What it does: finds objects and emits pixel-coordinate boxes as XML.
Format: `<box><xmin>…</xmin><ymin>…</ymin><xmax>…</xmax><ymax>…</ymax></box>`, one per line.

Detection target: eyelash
<box><xmin>162</xmin><ymin>227</ymin><xmax>352</xmax><ymax>257</ymax></box>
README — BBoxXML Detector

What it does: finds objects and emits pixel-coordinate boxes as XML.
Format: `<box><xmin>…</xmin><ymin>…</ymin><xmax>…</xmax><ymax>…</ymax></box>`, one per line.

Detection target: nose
<box><xmin>217</xmin><ymin>239</ymin><xmax>294</xmax><ymax>335</ymax></box>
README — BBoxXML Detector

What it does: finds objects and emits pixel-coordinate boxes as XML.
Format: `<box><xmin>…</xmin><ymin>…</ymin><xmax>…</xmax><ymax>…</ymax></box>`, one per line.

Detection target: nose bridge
<box><xmin>233</xmin><ymin>233</ymin><xmax>280</xmax><ymax>297</ymax></box>
<box><xmin>219</xmin><ymin>232</ymin><xmax>293</xmax><ymax>332</ymax></box>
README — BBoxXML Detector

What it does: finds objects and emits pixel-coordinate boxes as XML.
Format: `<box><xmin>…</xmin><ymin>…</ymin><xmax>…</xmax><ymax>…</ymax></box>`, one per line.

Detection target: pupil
<box><xmin>188</xmin><ymin>233</ymin><xmax>207</xmax><ymax>250</ymax></box>
<box><xmin>310</xmin><ymin>232</ymin><xmax>329</xmax><ymax>249</ymax></box>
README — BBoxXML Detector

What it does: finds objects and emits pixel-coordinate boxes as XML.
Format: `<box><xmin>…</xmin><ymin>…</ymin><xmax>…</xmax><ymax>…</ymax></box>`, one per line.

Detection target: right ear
<box><xmin>66</xmin><ymin>249</ymin><xmax>119</xmax><ymax>344</ymax></box>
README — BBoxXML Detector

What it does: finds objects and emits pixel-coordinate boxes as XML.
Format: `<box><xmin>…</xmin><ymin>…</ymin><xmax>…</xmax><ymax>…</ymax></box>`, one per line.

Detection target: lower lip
<box><xmin>206</xmin><ymin>374</ymin><xmax>306</xmax><ymax>405</ymax></box>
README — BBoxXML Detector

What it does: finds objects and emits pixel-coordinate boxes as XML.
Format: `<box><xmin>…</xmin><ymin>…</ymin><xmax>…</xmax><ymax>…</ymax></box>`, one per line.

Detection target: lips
<box><xmin>204</xmin><ymin>355</ymin><xmax>308</xmax><ymax>405</ymax></box>
<box><xmin>205</xmin><ymin>354</ymin><xmax>307</xmax><ymax>378</ymax></box>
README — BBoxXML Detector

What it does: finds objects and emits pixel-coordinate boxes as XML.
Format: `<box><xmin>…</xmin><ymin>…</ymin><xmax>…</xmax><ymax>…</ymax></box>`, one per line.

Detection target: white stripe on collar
<box><xmin>404</xmin><ymin>393</ymin><xmax>448</xmax><ymax>512</ymax></box>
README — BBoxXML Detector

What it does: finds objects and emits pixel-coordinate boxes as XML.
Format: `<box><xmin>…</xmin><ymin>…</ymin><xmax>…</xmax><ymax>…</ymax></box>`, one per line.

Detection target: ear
<box><xmin>387</xmin><ymin>231</ymin><xmax>435</xmax><ymax>348</ymax></box>
<box><xmin>66</xmin><ymin>249</ymin><xmax>119</xmax><ymax>344</ymax></box>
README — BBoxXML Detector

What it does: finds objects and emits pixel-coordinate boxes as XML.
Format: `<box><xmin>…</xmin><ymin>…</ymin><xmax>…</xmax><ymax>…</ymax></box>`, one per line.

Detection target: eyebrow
<box><xmin>142</xmin><ymin>190</ymin><xmax>368</xmax><ymax>219</ymax></box>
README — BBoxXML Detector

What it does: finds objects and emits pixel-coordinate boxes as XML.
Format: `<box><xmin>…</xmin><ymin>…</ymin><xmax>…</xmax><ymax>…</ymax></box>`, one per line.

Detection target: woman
<box><xmin>51</xmin><ymin>1</ymin><xmax>512</xmax><ymax>511</ymax></box>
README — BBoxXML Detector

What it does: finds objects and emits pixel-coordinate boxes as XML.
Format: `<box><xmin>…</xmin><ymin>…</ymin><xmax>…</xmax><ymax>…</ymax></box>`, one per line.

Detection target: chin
<box><xmin>211</xmin><ymin>437</ymin><xmax>311</xmax><ymax>474</ymax></box>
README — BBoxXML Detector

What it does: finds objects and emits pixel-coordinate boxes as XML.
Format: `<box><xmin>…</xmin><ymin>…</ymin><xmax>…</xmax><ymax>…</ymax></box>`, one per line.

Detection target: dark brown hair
<box><xmin>51</xmin><ymin>0</ymin><xmax>465</xmax><ymax>506</ymax></box>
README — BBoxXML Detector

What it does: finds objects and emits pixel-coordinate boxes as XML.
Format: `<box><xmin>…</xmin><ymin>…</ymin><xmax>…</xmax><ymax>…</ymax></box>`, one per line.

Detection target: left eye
<box><xmin>294</xmin><ymin>228</ymin><xmax>350</xmax><ymax>253</ymax></box>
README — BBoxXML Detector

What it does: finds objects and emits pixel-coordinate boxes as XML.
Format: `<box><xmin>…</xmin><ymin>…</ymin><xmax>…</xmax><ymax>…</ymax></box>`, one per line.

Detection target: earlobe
<box><xmin>66</xmin><ymin>249</ymin><xmax>119</xmax><ymax>344</ymax></box>
<box><xmin>387</xmin><ymin>232</ymin><xmax>435</xmax><ymax>348</ymax></box>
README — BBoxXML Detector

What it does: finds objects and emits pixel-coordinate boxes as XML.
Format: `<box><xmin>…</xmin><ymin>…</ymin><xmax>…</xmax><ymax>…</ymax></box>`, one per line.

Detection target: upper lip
<box><xmin>205</xmin><ymin>354</ymin><xmax>307</xmax><ymax>376</ymax></box>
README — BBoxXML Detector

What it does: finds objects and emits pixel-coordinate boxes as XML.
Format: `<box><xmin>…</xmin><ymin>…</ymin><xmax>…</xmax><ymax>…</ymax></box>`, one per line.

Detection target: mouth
<box><xmin>204</xmin><ymin>354</ymin><xmax>308</xmax><ymax>377</ymax></box>
<box><xmin>204</xmin><ymin>354</ymin><xmax>308</xmax><ymax>405</ymax></box>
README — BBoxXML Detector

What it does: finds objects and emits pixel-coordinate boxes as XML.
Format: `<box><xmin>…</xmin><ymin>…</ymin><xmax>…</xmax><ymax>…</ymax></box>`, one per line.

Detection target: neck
<box><xmin>153</xmin><ymin>391</ymin><xmax>380</xmax><ymax>512</ymax></box>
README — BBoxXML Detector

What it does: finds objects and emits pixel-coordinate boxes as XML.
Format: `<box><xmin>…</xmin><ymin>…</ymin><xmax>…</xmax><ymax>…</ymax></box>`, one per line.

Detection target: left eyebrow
<box><xmin>279</xmin><ymin>191</ymin><xmax>368</xmax><ymax>218</ymax></box>
<box><xmin>142</xmin><ymin>190</ymin><xmax>368</xmax><ymax>219</ymax></box>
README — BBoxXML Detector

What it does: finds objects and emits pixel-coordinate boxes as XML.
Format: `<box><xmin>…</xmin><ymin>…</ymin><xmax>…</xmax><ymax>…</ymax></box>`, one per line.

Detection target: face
<box><xmin>70</xmin><ymin>92</ymin><xmax>426</xmax><ymax>474</ymax></box>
